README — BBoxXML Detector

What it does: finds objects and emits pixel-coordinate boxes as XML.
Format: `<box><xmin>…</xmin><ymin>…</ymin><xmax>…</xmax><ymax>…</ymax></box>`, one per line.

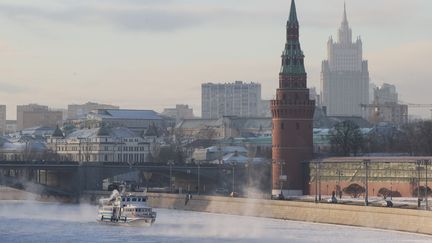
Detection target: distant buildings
<box><xmin>162</xmin><ymin>104</ymin><xmax>195</xmax><ymax>122</ymax></box>
<box><xmin>67</xmin><ymin>102</ymin><xmax>119</xmax><ymax>120</ymax></box>
<box><xmin>5</xmin><ymin>120</ymin><xmax>17</xmax><ymax>134</ymax></box>
<box><xmin>0</xmin><ymin>105</ymin><xmax>5</xmax><ymax>135</ymax></box>
<box><xmin>47</xmin><ymin>127</ymin><xmax>151</xmax><ymax>163</ymax></box>
<box><xmin>86</xmin><ymin>109</ymin><xmax>165</xmax><ymax>134</ymax></box>
<box><xmin>176</xmin><ymin>116</ymin><xmax>272</xmax><ymax>140</ymax></box>
<box><xmin>321</xmin><ymin>4</ymin><xmax>369</xmax><ymax>118</ymax></box>
<box><xmin>368</xmin><ymin>83</ymin><xmax>408</xmax><ymax>125</ymax></box>
<box><xmin>17</xmin><ymin>104</ymin><xmax>63</xmax><ymax>130</ymax></box>
<box><xmin>201</xmin><ymin>81</ymin><xmax>261</xmax><ymax>119</ymax></box>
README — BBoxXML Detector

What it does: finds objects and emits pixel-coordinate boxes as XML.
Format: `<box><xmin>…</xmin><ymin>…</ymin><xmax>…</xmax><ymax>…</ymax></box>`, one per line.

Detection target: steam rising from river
<box><xmin>1</xmin><ymin>200</ymin><xmax>432</xmax><ymax>242</ymax></box>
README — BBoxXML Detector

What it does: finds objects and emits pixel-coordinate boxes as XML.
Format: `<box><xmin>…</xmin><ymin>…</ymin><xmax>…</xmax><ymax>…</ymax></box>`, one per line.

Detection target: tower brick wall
<box><xmin>271</xmin><ymin>0</ymin><xmax>315</xmax><ymax>196</ymax></box>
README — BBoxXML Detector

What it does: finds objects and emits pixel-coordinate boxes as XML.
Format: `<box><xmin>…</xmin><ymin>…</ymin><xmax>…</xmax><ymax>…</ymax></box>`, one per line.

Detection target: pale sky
<box><xmin>0</xmin><ymin>0</ymin><xmax>431</xmax><ymax>119</ymax></box>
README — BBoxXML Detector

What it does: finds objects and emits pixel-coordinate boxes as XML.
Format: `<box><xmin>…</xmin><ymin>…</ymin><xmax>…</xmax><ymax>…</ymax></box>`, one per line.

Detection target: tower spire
<box><xmin>342</xmin><ymin>1</ymin><xmax>349</xmax><ymax>27</ymax></box>
<box><xmin>288</xmin><ymin>0</ymin><xmax>298</xmax><ymax>24</ymax></box>
<box><xmin>338</xmin><ymin>2</ymin><xmax>352</xmax><ymax>44</ymax></box>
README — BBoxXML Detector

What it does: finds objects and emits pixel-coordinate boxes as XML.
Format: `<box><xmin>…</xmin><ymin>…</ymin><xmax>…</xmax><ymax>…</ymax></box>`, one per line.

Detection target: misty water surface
<box><xmin>1</xmin><ymin>201</ymin><xmax>432</xmax><ymax>243</ymax></box>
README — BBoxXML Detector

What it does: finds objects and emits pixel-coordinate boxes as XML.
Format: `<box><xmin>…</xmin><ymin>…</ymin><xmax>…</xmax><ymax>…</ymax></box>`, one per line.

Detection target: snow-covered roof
<box><xmin>95</xmin><ymin>109</ymin><xmax>162</xmax><ymax>120</ymax></box>
<box><xmin>206</xmin><ymin>146</ymin><xmax>248</xmax><ymax>154</ymax></box>
<box><xmin>66</xmin><ymin>127</ymin><xmax>139</xmax><ymax>139</ymax></box>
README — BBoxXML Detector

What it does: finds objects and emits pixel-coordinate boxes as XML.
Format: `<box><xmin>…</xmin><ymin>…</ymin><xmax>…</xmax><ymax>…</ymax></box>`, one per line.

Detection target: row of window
<box><xmin>59</xmin><ymin>146</ymin><xmax>147</xmax><ymax>152</ymax></box>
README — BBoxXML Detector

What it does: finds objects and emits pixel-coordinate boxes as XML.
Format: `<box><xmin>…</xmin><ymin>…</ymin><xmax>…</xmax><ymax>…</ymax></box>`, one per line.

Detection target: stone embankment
<box><xmin>146</xmin><ymin>193</ymin><xmax>432</xmax><ymax>235</ymax></box>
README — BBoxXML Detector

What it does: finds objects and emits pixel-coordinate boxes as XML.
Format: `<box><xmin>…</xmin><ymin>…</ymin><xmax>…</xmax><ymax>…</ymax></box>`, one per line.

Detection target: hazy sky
<box><xmin>0</xmin><ymin>0</ymin><xmax>431</xmax><ymax>119</ymax></box>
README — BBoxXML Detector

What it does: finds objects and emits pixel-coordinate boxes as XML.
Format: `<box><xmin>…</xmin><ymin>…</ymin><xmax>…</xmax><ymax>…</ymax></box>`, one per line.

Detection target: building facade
<box><xmin>5</xmin><ymin>120</ymin><xmax>17</xmax><ymax>134</ymax></box>
<box><xmin>67</xmin><ymin>102</ymin><xmax>119</xmax><ymax>120</ymax></box>
<box><xmin>86</xmin><ymin>109</ymin><xmax>165</xmax><ymax>135</ymax></box>
<box><xmin>271</xmin><ymin>0</ymin><xmax>315</xmax><ymax>196</ymax></box>
<box><xmin>368</xmin><ymin>83</ymin><xmax>408</xmax><ymax>125</ymax></box>
<box><xmin>307</xmin><ymin>157</ymin><xmax>432</xmax><ymax>198</ymax></box>
<box><xmin>321</xmin><ymin>4</ymin><xmax>369</xmax><ymax>118</ymax></box>
<box><xmin>162</xmin><ymin>104</ymin><xmax>195</xmax><ymax>122</ymax></box>
<box><xmin>17</xmin><ymin>104</ymin><xmax>63</xmax><ymax>130</ymax></box>
<box><xmin>0</xmin><ymin>105</ymin><xmax>6</xmax><ymax>135</ymax></box>
<box><xmin>47</xmin><ymin>127</ymin><xmax>151</xmax><ymax>163</ymax></box>
<box><xmin>201</xmin><ymin>81</ymin><xmax>261</xmax><ymax>119</ymax></box>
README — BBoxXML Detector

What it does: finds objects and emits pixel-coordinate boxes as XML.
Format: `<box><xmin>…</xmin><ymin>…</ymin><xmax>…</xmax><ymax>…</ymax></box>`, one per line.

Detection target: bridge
<box><xmin>0</xmin><ymin>161</ymin><xmax>270</xmax><ymax>199</ymax></box>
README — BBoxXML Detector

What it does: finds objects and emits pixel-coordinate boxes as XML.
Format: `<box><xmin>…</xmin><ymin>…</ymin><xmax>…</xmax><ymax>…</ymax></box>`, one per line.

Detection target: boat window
<box><xmin>122</xmin><ymin>198</ymin><xmax>125</xmax><ymax>202</ymax></box>
<box><xmin>127</xmin><ymin>198</ymin><xmax>130</xmax><ymax>202</ymax></box>
<box><xmin>132</xmin><ymin>198</ymin><xmax>137</xmax><ymax>202</ymax></box>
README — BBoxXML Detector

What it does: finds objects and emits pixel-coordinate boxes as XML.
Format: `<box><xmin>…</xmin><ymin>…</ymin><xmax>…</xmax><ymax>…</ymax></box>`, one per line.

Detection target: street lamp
<box><xmin>417</xmin><ymin>161</ymin><xmax>421</xmax><ymax>208</ymax></box>
<box><xmin>337</xmin><ymin>168</ymin><xmax>343</xmax><ymax>199</ymax></box>
<box><xmin>167</xmin><ymin>160</ymin><xmax>174</xmax><ymax>193</ymax></box>
<box><xmin>385</xmin><ymin>162</ymin><xmax>393</xmax><ymax>200</ymax></box>
<box><xmin>417</xmin><ymin>159</ymin><xmax>430</xmax><ymax>210</ymax></box>
<box><xmin>426</xmin><ymin>160</ymin><xmax>429</xmax><ymax>210</ymax></box>
<box><xmin>231</xmin><ymin>161</ymin><xmax>236</xmax><ymax>195</ymax></box>
<box><xmin>197</xmin><ymin>160</ymin><xmax>201</xmax><ymax>195</ymax></box>
<box><xmin>315</xmin><ymin>161</ymin><xmax>318</xmax><ymax>203</ymax></box>
<box><xmin>364</xmin><ymin>159</ymin><xmax>370</xmax><ymax>206</ymax></box>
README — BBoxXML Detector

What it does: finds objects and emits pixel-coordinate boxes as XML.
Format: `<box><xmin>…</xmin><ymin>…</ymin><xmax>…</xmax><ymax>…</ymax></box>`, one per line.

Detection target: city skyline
<box><xmin>0</xmin><ymin>0</ymin><xmax>431</xmax><ymax>119</ymax></box>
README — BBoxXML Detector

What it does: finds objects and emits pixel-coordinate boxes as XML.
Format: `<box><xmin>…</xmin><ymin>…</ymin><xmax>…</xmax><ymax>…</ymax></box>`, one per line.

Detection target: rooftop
<box><xmin>94</xmin><ymin>109</ymin><xmax>162</xmax><ymax>120</ymax></box>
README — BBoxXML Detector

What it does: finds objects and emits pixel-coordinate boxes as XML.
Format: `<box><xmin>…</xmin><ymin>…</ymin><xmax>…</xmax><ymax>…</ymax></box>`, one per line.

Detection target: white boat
<box><xmin>97</xmin><ymin>190</ymin><xmax>157</xmax><ymax>226</ymax></box>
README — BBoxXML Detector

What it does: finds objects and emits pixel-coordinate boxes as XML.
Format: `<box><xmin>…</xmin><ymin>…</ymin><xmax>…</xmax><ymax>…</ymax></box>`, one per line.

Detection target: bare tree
<box><xmin>330</xmin><ymin>121</ymin><xmax>364</xmax><ymax>156</ymax></box>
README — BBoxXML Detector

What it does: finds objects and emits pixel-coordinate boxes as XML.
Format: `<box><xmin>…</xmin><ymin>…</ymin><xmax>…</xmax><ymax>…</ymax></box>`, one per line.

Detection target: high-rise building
<box><xmin>321</xmin><ymin>4</ymin><xmax>369</xmax><ymax>117</ymax></box>
<box><xmin>17</xmin><ymin>104</ymin><xmax>63</xmax><ymax>130</ymax></box>
<box><xmin>201</xmin><ymin>81</ymin><xmax>261</xmax><ymax>119</ymax></box>
<box><xmin>271</xmin><ymin>0</ymin><xmax>315</xmax><ymax>196</ymax></box>
<box><xmin>67</xmin><ymin>102</ymin><xmax>119</xmax><ymax>120</ymax></box>
<box><xmin>0</xmin><ymin>105</ymin><xmax>6</xmax><ymax>135</ymax></box>
<box><xmin>162</xmin><ymin>104</ymin><xmax>195</xmax><ymax>122</ymax></box>
<box><xmin>368</xmin><ymin>83</ymin><xmax>408</xmax><ymax>125</ymax></box>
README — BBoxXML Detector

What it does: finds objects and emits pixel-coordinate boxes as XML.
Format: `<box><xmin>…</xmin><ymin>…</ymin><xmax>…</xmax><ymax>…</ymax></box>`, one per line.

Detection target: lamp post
<box><xmin>417</xmin><ymin>161</ymin><xmax>421</xmax><ymax>209</ymax></box>
<box><xmin>364</xmin><ymin>160</ymin><xmax>370</xmax><ymax>206</ymax></box>
<box><xmin>231</xmin><ymin>162</ymin><xmax>236</xmax><ymax>195</ymax></box>
<box><xmin>426</xmin><ymin>160</ymin><xmax>429</xmax><ymax>210</ymax></box>
<box><xmin>167</xmin><ymin>160</ymin><xmax>174</xmax><ymax>193</ymax></box>
<box><xmin>318</xmin><ymin>159</ymin><xmax>322</xmax><ymax>201</ymax></box>
<box><xmin>197</xmin><ymin>160</ymin><xmax>200</xmax><ymax>195</ymax></box>
<box><xmin>385</xmin><ymin>162</ymin><xmax>393</xmax><ymax>200</ymax></box>
<box><xmin>337</xmin><ymin>168</ymin><xmax>343</xmax><ymax>199</ymax></box>
<box><xmin>315</xmin><ymin>161</ymin><xmax>318</xmax><ymax>203</ymax></box>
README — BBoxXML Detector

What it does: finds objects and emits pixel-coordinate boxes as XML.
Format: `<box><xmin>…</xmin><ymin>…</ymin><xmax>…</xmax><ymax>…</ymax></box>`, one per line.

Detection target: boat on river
<box><xmin>97</xmin><ymin>190</ymin><xmax>157</xmax><ymax>226</ymax></box>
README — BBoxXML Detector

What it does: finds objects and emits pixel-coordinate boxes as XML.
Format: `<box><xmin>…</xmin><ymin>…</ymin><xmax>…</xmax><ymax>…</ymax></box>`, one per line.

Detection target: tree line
<box><xmin>330</xmin><ymin>120</ymin><xmax>432</xmax><ymax>156</ymax></box>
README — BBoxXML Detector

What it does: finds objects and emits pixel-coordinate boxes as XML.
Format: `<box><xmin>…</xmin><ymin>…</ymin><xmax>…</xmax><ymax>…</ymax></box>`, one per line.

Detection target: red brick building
<box><xmin>271</xmin><ymin>0</ymin><xmax>315</xmax><ymax>196</ymax></box>
<box><xmin>307</xmin><ymin>157</ymin><xmax>432</xmax><ymax>198</ymax></box>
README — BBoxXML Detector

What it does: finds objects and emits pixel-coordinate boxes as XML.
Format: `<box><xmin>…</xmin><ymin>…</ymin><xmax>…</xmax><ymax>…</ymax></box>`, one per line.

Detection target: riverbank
<box><xmin>145</xmin><ymin>193</ymin><xmax>432</xmax><ymax>236</ymax></box>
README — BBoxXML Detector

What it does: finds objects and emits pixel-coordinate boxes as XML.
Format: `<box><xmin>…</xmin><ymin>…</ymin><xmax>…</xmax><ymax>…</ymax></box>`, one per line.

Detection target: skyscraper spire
<box><xmin>338</xmin><ymin>2</ymin><xmax>352</xmax><ymax>44</ymax></box>
<box><xmin>342</xmin><ymin>1</ymin><xmax>349</xmax><ymax>27</ymax></box>
<box><xmin>288</xmin><ymin>0</ymin><xmax>298</xmax><ymax>24</ymax></box>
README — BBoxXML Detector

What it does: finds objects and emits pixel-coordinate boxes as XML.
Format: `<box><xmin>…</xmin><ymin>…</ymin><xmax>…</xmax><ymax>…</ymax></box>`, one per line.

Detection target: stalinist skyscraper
<box><xmin>321</xmin><ymin>4</ymin><xmax>369</xmax><ymax>117</ymax></box>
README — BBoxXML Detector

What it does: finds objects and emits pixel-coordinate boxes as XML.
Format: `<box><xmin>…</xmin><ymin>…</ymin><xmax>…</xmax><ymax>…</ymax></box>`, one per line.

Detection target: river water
<box><xmin>1</xmin><ymin>201</ymin><xmax>432</xmax><ymax>243</ymax></box>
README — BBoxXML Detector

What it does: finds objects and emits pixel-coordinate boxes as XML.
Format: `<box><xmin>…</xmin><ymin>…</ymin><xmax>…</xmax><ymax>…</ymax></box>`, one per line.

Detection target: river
<box><xmin>1</xmin><ymin>201</ymin><xmax>431</xmax><ymax>242</ymax></box>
